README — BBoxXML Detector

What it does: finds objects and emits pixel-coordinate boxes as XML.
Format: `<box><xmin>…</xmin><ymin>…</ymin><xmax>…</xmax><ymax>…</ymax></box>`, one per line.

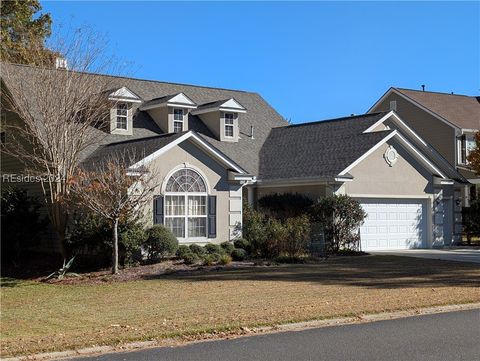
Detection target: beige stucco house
<box><xmin>1</xmin><ymin>64</ymin><xmax>470</xmax><ymax>251</ymax></box>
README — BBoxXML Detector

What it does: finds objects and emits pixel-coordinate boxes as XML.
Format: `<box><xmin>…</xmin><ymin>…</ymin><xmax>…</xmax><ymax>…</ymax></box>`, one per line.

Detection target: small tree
<box><xmin>310</xmin><ymin>195</ymin><xmax>366</xmax><ymax>253</ymax></box>
<box><xmin>69</xmin><ymin>151</ymin><xmax>159</xmax><ymax>274</ymax></box>
<box><xmin>467</xmin><ymin>132</ymin><xmax>480</xmax><ymax>175</ymax></box>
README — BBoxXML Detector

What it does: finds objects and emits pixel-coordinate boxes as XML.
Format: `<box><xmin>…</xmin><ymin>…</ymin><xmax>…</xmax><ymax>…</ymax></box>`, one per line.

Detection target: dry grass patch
<box><xmin>1</xmin><ymin>255</ymin><xmax>479</xmax><ymax>357</ymax></box>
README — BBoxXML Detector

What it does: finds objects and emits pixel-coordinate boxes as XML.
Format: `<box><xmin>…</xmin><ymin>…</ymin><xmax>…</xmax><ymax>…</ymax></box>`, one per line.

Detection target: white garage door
<box><xmin>358</xmin><ymin>198</ymin><xmax>427</xmax><ymax>251</ymax></box>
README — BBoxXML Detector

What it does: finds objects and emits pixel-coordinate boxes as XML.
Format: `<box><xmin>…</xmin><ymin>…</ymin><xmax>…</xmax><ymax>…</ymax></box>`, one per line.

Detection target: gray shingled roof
<box><xmin>394</xmin><ymin>88</ymin><xmax>480</xmax><ymax>130</ymax></box>
<box><xmin>2</xmin><ymin>63</ymin><xmax>288</xmax><ymax>175</ymax></box>
<box><xmin>259</xmin><ymin>113</ymin><xmax>393</xmax><ymax>181</ymax></box>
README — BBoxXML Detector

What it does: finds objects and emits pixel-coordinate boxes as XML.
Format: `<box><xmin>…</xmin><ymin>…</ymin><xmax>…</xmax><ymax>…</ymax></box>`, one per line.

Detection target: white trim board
<box><xmin>129</xmin><ymin>131</ymin><xmax>246</xmax><ymax>174</ymax></box>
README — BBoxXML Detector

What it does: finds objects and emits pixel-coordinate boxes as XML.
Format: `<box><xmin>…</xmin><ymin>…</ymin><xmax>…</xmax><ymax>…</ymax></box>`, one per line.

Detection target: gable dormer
<box><xmin>140</xmin><ymin>93</ymin><xmax>197</xmax><ymax>134</ymax></box>
<box><xmin>191</xmin><ymin>98</ymin><xmax>246</xmax><ymax>142</ymax></box>
<box><xmin>108</xmin><ymin>87</ymin><xmax>142</xmax><ymax>135</ymax></box>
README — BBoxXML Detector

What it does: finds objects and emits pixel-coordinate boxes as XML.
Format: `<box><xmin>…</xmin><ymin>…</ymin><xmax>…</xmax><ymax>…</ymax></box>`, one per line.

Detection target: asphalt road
<box><xmin>67</xmin><ymin>309</ymin><xmax>480</xmax><ymax>361</ymax></box>
<box><xmin>371</xmin><ymin>249</ymin><xmax>480</xmax><ymax>264</ymax></box>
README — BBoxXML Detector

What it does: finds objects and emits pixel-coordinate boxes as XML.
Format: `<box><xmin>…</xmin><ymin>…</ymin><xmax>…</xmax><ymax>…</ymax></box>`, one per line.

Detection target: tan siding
<box><xmin>372</xmin><ymin>93</ymin><xmax>457</xmax><ymax>165</ymax></box>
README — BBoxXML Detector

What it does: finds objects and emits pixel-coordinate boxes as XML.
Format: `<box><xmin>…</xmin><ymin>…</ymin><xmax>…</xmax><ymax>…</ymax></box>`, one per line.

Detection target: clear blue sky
<box><xmin>41</xmin><ymin>1</ymin><xmax>479</xmax><ymax>123</ymax></box>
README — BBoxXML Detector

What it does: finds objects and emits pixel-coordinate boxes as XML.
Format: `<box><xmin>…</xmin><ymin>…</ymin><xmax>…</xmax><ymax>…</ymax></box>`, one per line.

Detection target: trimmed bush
<box><xmin>183</xmin><ymin>252</ymin><xmax>199</xmax><ymax>265</ymax></box>
<box><xmin>202</xmin><ymin>253</ymin><xmax>221</xmax><ymax>266</ymax></box>
<box><xmin>176</xmin><ymin>245</ymin><xmax>191</xmax><ymax>259</ymax></box>
<box><xmin>233</xmin><ymin>238</ymin><xmax>251</xmax><ymax>253</ymax></box>
<box><xmin>205</xmin><ymin>243</ymin><xmax>223</xmax><ymax>255</ymax></box>
<box><xmin>144</xmin><ymin>225</ymin><xmax>179</xmax><ymax>260</ymax></box>
<box><xmin>231</xmin><ymin>248</ymin><xmax>247</xmax><ymax>261</ymax></box>
<box><xmin>258</xmin><ymin>193</ymin><xmax>313</xmax><ymax>220</ymax></box>
<box><xmin>220</xmin><ymin>241</ymin><xmax>235</xmax><ymax>255</ymax></box>
<box><xmin>189</xmin><ymin>244</ymin><xmax>206</xmax><ymax>256</ymax></box>
<box><xmin>219</xmin><ymin>254</ymin><xmax>232</xmax><ymax>265</ymax></box>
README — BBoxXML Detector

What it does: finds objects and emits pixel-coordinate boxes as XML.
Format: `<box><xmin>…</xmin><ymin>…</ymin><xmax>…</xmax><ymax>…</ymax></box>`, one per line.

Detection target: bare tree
<box><xmin>1</xmin><ymin>27</ymin><xmax>127</xmax><ymax>257</ymax></box>
<box><xmin>69</xmin><ymin>151</ymin><xmax>159</xmax><ymax>274</ymax></box>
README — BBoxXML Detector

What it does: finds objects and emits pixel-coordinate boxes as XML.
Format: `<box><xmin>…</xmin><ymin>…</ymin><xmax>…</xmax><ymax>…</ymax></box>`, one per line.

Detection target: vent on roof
<box><xmin>55</xmin><ymin>57</ymin><xmax>68</xmax><ymax>70</ymax></box>
<box><xmin>421</xmin><ymin>84</ymin><xmax>425</xmax><ymax>92</ymax></box>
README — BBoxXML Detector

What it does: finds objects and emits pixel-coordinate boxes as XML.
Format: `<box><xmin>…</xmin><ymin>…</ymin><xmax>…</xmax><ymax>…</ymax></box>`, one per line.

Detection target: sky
<box><xmin>41</xmin><ymin>1</ymin><xmax>479</xmax><ymax>123</ymax></box>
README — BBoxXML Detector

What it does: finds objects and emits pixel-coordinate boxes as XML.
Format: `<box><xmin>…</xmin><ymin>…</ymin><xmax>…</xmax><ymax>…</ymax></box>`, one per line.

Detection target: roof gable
<box><xmin>108</xmin><ymin>86</ymin><xmax>142</xmax><ymax>103</ymax></box>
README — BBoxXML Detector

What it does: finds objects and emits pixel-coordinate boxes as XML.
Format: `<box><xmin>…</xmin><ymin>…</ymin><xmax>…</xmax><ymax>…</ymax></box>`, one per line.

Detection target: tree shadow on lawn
<box><xmin>142</xmin><ymin>255</ymin><xmax>480</xmax><ymax>290</ymax></box>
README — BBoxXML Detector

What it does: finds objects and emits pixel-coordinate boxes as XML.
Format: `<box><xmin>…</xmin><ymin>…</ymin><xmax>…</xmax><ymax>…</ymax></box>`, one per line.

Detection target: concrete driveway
<box><xmin>371</xmin><ymin>248</ymin><xmax>480</xmax><ymax>264</ymax></box>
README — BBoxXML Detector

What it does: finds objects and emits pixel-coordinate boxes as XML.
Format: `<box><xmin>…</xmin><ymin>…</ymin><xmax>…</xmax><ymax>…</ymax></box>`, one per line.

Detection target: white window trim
<box><xmin>116</xmin><ymin>103</ymin><xmax>129</xmax><ymax>131</ymax></box>
<box><xmin>164</xmin><ymin>193</ymin><xmax>208</xmax><ymax>241</ymax></box>
<box><xmin>224</xmin><ymin>113</ymin><xmax>235</xmax><ymax>138</ymax></box>
<box><xmin>173</xmin><ymin>108</ymin><xmax>185</xmax><ymax>133</ymax></box>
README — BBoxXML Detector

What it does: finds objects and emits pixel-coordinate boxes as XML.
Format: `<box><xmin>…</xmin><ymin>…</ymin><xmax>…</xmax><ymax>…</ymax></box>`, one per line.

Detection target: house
<box><xmin>368</xmin><ymin>87</ymin><xmax>480</xmax><ymax>204</ymax></box>
<box><xmin>0</xmin><ymin>64</ymin><xmax>469</xmax><ymax>251</ymax></box>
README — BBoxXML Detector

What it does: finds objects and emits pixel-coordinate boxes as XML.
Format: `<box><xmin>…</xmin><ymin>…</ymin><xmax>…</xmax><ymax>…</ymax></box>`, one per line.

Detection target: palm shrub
<box><xmin>310</xmin><ymin>195</ymin><xmax>366</xmax><ymax>253</ymax></box>
<box><xmin>143</xmin><ymin>225</ymin><xmax>178</xmax><ymax>260</ymax></box>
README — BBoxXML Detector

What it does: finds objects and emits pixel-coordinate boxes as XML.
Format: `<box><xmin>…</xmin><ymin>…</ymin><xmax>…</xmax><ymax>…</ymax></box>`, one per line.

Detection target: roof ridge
<box><xmin>394</xmin><ymin>87</ymin><xmax>477</xmax><ymax>98</ymax></box>
<box><xmin>103</xmin><ymin>131</ymin><xmax>186</xmax><ymax>147</ymax></box>
<box><xmin>3</xmin><ymin>62</ymin><xmax>254</xmax><ymax>94</ymax></box>
<box><xmin>275</xmin><ymin>112</ymin><xmax>389</xmax><ymax>129</ymax></box>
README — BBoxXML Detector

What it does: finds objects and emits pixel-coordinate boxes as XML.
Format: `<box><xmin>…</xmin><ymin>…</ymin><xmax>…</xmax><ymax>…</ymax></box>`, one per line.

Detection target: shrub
<box><xmin>233</xmin><ymin>238</ymin><xmax>251</xmax><ymax>254</ymax></box>
<box><xmin>205</xmin><ymin>243</ymin><xmax>223</xmax><ymax>255</ymax></box>
<box><xmin>231</xmin><ymin>248</ymin><xmax>247</xmax><ymax>261</ymax></box>
<box><xmin>176</xmin><ymin>245</ymin><xmax>191</xmax><ymax>259</ymax></box>
<box><xmin>243</xmin><ymin>205</ymin><xmax>268</xmax><ymax>255</ymax></box>
<box><xmin>1</xmin><ymin>187</ymin><xmax>47</xmax><ymax>262</ymax></box>
<box><xmin>310</xmin><ymin>195</ymin><xmax>366</xmax><ymax>253</ymax></box>
<box><xmin>219</xmin><ymin>254</ymin><xmax>232</xmax><ymax>265</ymax></box>
<box><xmin>183</xmin><ymin>252</ymin><xmax>199</xmax><ymax>265</ymax></box>
<box><xmin>261</xmin><ymin>217</ymin><xmax>288</xmax><ymax>258</ymax></box>
<box><xmin>66</xmin><ymin>213</ymin><xmax>145</xmax><ymax>269</ymax></box>
<box><xmin>283</xmin><ymin>215</ymin><xmax>311</xmax><ymax>257</ymax></box>
<box><xmin>202</xmin><ymin>253</ymin><xmax>221</xmax><ymax>266</ymax></box>
<box><xmin>463</xmin><ymin>200</ymin><xmax>480</xmax><ymax>244</ymax></box>
<box><xmin>143</xmin><ymin>225</ymin><xmax>179</xmax><ymax>260</ymax></box>
<box><xmin>189</xmin><ymin>244</ymin><xmax>206</xmax><ymax>256</ymax></box>
<box><xmin>258</xmin><ymin>193</ymin><xmax>313</xmax><ymax>220</ymax></box>
<box><xmin>220</xmin><ymin>241</ymin><xmax>235</xmax><ymax>255</ymax></box>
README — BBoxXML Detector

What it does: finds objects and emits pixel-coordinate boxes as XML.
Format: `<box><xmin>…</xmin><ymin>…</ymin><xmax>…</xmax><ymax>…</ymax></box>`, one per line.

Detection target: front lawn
<box><xmin>1</xmin><ymin>255</ymin><xmax>480</xmax><ymax>357</ymax></box>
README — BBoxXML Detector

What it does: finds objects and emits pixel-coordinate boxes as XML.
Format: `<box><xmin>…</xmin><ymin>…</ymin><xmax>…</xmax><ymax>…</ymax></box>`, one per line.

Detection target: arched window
<box><xmin>164</xmin><ymin>169</ymin><xmax>207</xmax><ymax>239</ymax></box>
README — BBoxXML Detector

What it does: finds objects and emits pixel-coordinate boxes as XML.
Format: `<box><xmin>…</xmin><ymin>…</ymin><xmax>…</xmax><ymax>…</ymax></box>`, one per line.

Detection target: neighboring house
<box><xmin>0</xmin><ymin>64</ymin><xmax>468</xmax><ymax>251</ymax></box>
<box><xmin>368</xmin><ymin>87</ymin><xmax>480</xmax><ymax>204</ymax></box>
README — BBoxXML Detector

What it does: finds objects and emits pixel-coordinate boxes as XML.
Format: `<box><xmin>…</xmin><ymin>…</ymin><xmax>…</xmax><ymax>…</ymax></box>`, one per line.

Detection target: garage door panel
<box><xmin>358</xmin><ymin>198</ymin><xmax>426</xmax><ymax>251</ymax></box>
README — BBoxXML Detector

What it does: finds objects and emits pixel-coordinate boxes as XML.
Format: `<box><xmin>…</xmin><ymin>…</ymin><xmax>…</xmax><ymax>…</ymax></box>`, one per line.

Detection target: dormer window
<box><xmin>108</xmin><ymin>86</ymin><xmax>142</xmax><ymax>135</ymax></box>
<box><xmin>173</xmin><ymin>108</ymin><xmax>184</xmax><ymax>133</ymax></box>
<box><xmin>116</xmin><ymin>103</ymin><xmax>128</xmax><ymax>130</ymax></box>
<box><xmin>224</xmin><ymin>113</ymin><xmax>235</xmax><ymax>137</ymax></box>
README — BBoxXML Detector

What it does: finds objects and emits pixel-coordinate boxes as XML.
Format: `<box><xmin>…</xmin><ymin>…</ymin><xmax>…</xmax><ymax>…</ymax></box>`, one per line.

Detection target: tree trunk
<box><xmin>112</xmin><ymin>218</ymin><xmax>119</xmax><ymax>274</ymax></box>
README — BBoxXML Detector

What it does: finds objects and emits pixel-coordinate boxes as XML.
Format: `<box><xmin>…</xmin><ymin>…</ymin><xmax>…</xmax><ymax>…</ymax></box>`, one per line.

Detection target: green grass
<box><xmin>2</xmin><ymin>255</ymin><xmax>480</xmax><ymax>357</ymax></box>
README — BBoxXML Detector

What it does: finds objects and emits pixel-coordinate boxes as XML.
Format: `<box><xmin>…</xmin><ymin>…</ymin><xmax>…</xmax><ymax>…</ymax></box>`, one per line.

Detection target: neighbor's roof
<box><xmin>1</xmin><ymin>63</ymin><xmax>288</xmax><ymax>174</ymax></box>
<box><xmin>394</xmin><ymin>88</ymin><xmax>480</xmax><ymax>130</ymax></box>
<box><xmin>259</xmin><ymin>112</ymin><xmax>394</xmax><ymax>181</ymax></box>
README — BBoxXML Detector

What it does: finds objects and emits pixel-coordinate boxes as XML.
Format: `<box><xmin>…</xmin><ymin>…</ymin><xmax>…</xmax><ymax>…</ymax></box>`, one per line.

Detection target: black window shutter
<box><xmin>461</xmin><ymin>135</ymin><xmax>467</xmax><ymax>164</ymax></box>
<box><xmin>153</xmin><ymin>196</ymin><xmax>164</xmax><ymax>225</ymax></box>
<box><xmin>208</xmin><ymin>195</ymin><xmax>217</xmax><ymax>238</ymax></box>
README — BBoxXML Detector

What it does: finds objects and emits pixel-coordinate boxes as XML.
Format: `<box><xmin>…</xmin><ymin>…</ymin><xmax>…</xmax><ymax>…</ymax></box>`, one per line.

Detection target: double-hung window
<box><xmin>164</xmin><ymin>169</ymin><xmax>207</xmax><ymax>239</ymax></box>
<box><xmin>116</xmin><ymin>103</ymin><xmax>128</xmax><ymax>130</ymax></box>
<box><xmin>224</xmin><ymin>113</ymin><xmax>235</xmax><ymax>137</ymax></box>
<box><xmin>173</xmin><ymin>108</ymin><xmax>184</xmax><ymax>133</ymax></box>
<box><xmin>458</xmin><ymin>134</ymin><xmax>476</xmax><ymax>165</ymax></box>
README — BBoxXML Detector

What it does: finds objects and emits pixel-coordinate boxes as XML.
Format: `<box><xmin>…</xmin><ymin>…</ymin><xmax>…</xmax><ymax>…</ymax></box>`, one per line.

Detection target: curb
<box><xmin>4</xmin><ymin>302</ymin><xmax>480</xmax><ymax>361</ymax></box>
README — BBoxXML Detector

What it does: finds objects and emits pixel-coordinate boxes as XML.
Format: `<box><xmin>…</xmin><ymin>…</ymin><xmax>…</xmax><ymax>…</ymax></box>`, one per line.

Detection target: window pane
<box><xmin>188</xmin><ymin>217</ymin><xmax>206</xmax><ymax>237</ymax></box>
<box><xmin>165</xmin><ymin>195</ymin><xmax>185</xmax><ymax>216</ymax></box>
<box><xmin>225</xmin><ymin>113</ymin><xmax>234</xmax><ymax>121</ymax></box>
<box><xmin>174</xmin><ymin>108</ymin><xmax>184</xmax><ymax>121</ymax></box>
<box><xmin>225</xmin><ymin>125</ymin><xmax>234</xmax><ymax>137</ymax></box>
<box><xmin>173</xmin><ymin>121</ymin><xmax>183</xmax><ymax>133</ymax></box>
<box><xmin>165</xmin><ymin>218</ymin><xmax>185</xmax><ymax>237</ymax></box>
<box><xmin>117</xmin><ymin>103</ymin><xmax>128</xmax><ymax>116</ymax></box>
<box><xmin>116</xmin><ymin>116</ymin><xmax>127</xmax><ymax>130</ymax></box>
<box><xmin>188</xmin><ymin>196</ymin><xmax>206</xmax><ymax>216</ymax></box>
<box><xmin>165</xmin><ymin>169</ymin><xmax>206</xmax><ymax>193</ymax></box>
